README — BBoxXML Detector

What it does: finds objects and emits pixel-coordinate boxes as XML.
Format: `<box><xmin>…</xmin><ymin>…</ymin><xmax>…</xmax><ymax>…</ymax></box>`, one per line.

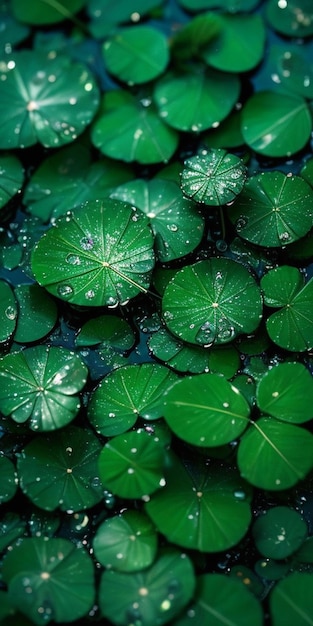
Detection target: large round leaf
<box><xmin>153</xmin><ymin>67</ymin><xmax>240</xmax><ymax>132</ymax></box>
<box><xmin>98</xmin><ymin>429</ymin><xmax>166</xmax><ymax>499</ymax></box>
<box><xmin>103</xmin><ymin>25</ymin><xmax>169</xmax><ymax>85</ymax></box>
<box><xmin>0</xmin><ymin>50</ymin><xmax>99</xmax><ymax>149</ymax></box>
<box><xmin>163</xmin><ymin>373</ymin><xmax>250</xmax><ymax>447</ymax></box>
<box><xmin>261</xmin><ymin>266</ymin><xmax>313</xmax><ymax>351</ymax></box>
<box><xmin>2</xmin><ymin>537</ymin><xmax>95</xmax><ymax>625</ymax></box>
<box><xmin>99</xmin><ymin>548</ymin><xmax>195</xmax><ymax>626</ymax></box>
<box><xmin>180</xmin><ymin>148</ymin><xmax>247</xmax><ymax>206</ymax></box>
<box><xmin>91</xmin><ymin>94</ymin><xmax>179</xmax><ymax>164</ymax></box>
<box><xmin>17</xmin><ymin>426</ymin><xmax>105</xmax><ymax>511</ymax></box>
<box><xmin>0</xmin><ymin>153</ymin><xmax>24</xmax><ymax>211</ymax></box>
<box><xmin>11</xmin><ymin>0</ymin><xmax>86</xmax><ymax>25</ymax></box>
<box><xmin>0</xmin><ymin>346</ymin><xmax>87</xmax><ymax>431</ymax></box>
<box><xmin>241</xmin><ymin>91</ymin><xmax>312</xmax><ymax>157</ymax></box>
<box><xmin>111</xmin><ymin>178</ymin><xmax>204</xmax><ymax>262</ymax></box>
<box><xmin>237</xmin><ymin>417</ymin><xmax>313</xmax><ymax>490</ymax></box>
<box><xmin>162</xmin><ymin>258</ymin><xmax>262</xmax><ymax>346</ymax></box>
<box><xmin>88</xmin><ymin>363</ymin><xmax>177</xmax><ymax>437</ymax></box>
<box><xmin>228</xmin><ymin>171</ymin><xmax>313</xmax><ymax>247</ymax></box>
<box><xmin>252</xmin><ymin>506</ymin><xmax>308</xmax><ymax>560</ymax></box>
<box><xmin>202</xmin><ymin>13</ymin><xmax>266</xmax><ymax>73</ymax></box>
<box><xmin>256</xmin><ymin>362</ymin><xmax>313</xmax><ymax>424</ymax></box>
<box><xmin>270</xmin><ymin>572</ymin><xmax>313</xmax><ymax>626</ymax></box>
<box><xmin>146</xmin><ymin>454</ymin><xmax>252</xmax><ymax>552</ymax></box>
<box><xmin>173</xmin><ymin>574</ymin><xmax>263</xmax><ymax>626</ymax></box>
<box><xmin>0</xmin><ymin>280</ymin><xmax>17</xmax><ymax>344</ymax></box>
<box><xmin>93</xmin><ymin>510</ymin><xmax>157</xmax><ymax>572</ymax></box>
<box><xmin>31</xmin><ymin>199</ymin><xmax>155</xmax><ymax>307</ymax></box>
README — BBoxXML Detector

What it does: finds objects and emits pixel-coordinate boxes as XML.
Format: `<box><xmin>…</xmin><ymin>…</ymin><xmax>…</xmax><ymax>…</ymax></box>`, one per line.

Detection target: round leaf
<box><xmin>0</xmin><ymin>513</ymin><xmax>26</xmax><ymax>553</ymax></box>
<box><xmin>146</xmin><ymin>455</ymin><xmax>252</xmax><ymax>552</ymax></box>
<box><xmin>256</xmin><ymin>362</ymin><xmax>313</xmax><ymax>424</ymax></box>
<box><xmin>162</xmin><ymin>258</ymin><xmax>263</xmax><ymax>346</ymax></box>
<box><xmin>0</xmin><ymin>50</ymin><xmax>99</xmax><ymax>149</ymax></box>
<box><xmin>31</xmin><ymin>199</ymin><xmax>155</xmax><ymax>307</ymax></box>
<box><xmin>0</xmin><ymin>346</ymin><xmax>87</xmax><ymax>431</ymax></box>
<box><xmin>13</xmin><ymin>284</ymin><xmax>58</xmax><ymax>344</ymax></box>
<box><xmin>11</xmin><ymin>0</ymin><xmax>86</xmax><ymax>24</ymax></box>
<box><xmin>252</xmin><ymin>506</ymin><xmax>308</xmax><ymax>560</ymax></box>
<box><xmin>0</xmin><ymin>153</ymin><xmax>24</xmax><ymax>211</ymax></box>
<box><xmin>93</xmin><ymin>510</ymin><xmax>157</xmax><ymax>572</ymax></box>
<box><xmin>111</xmin><ymin>178</ymin><xmax>205</xmax><ymax>262</ymax></box>
<box><xmin>163</xmin><ymin>373</ymin><xmax>250</xmax><ymax>447</ymax></box>
<box><xmin>237</xmin><ymin>417</ymin><xmax>313</xmax><ymax>490</ymax></box>
<box><xmin>270</xmin><ymin>572</ymin><xmax>313</xmax><ymax>626</ymax></box>
<box><xmin>0</xmin><ymin>280</ymin><xmax>17</xmax><ymax>344</ymax></box>
<box><xmin>98</xmin><ymin>429</ymin><xmax>166</xmax><ymax>499</ymax></box>
<box><xmin>103</xmin><ymin>25</ymin><xmax>169</xmax><ymax>85</ymax></box>
<box><xmin>0</xmin><ymin>457</ymin><xmax>18</xmax><ymax>504</ymax></box>
<box><xmin>266</xmin><ymin>0</ymin><xmax>313</xmax><ymax>38</ymax></box>
<box><xmin>88</xmin><ymin>363</ymin><xmax>177</xmax><ymax>436</ymax></box>
<box><xmin>241</xmin><ymin>91</ymin><xmax>312</xmax><ymax>157</ymax></box>
<box><xmin>76</xmin><ymin>314</ymin><xmax>135</xmax><ymax>349</ymax></box>
<box><xmin>180</xmin><ymin>148</ymin><xmax>247</xmax><ymax>205</ymax></box>
<box><xmin>17</xmin><ymin>426</ymin><xmax>104</xmax><ymax>511</ymax></box>
<box><xmin>2</xmin><ymin>537</ymin><xmax>95</xmax><ymax>625</ymax></box>
<box><xmin>99</xmin><ymin>548</ymin><xmax>195</xmax><ymax>626</ymax></box>
<box><xmin>153</xmin><ymin>67</ymin><xmax>240</xmax><ymax>133</ymax></box>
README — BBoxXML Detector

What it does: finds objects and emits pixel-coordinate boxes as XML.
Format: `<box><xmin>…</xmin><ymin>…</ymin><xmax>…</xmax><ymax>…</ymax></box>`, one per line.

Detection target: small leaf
<box><xmin>266</xmin><ymin>0</ymin><xmax>313</xmax><ymax>38</ymax></box>
<box><xmin>13</xmin><ymin>284</ymin><xmax>58</xmax><ymax>344</ymax></box>
<box><xmin>0</xmin><ymin>153</ymin><xmax>24</xmax><ymax>211</ymax></box>
<box><xmin>11</xmin><ymin>0</ymin><xmax>86</xmax><ymax>24</ymax></box>
<box><xmin>252</xmin><ymin>506</ymin><xmax>308</xmax><ymax>560</ymax></box>
<box><xmin>0</xmin><ymin>457</ymin><xmax>18</xmax><ymax>504</ymax></box>
<box><xmin>256</xmin><ymin>362</ymin><xmax>313</xmax><ymax>424</ymax></box>
<box><xmin>270</xmin><ymin>572</ymin><xmax>313</xmax><ymax>626</ymax></box>
<box><xmin>0</xmin><ymin>280</ymin><xmax>17</xmax><ymax>344</ymax></box>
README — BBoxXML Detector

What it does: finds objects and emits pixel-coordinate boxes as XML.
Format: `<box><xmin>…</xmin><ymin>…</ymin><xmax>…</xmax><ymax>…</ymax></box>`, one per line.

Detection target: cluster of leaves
<box><xmin>1</xmin><ymin>0</ymin><xmax>313</xmax><ymax>625</ymax></box>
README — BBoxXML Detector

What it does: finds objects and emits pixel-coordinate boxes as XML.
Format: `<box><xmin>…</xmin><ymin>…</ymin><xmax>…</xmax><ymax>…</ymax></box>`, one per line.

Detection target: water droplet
<box><xmin>85</xmin><ymin>289</ymin><xmax>95</xmax><ymax>300</ymax></box>
<box><xmin>66</xmin><ymin>253</ymin><xmax>81</xmax><ymax>265</ymax></box>
<box><xmin>5</xmin><ymin>305</ymin><xmax>17</xmax><ymax>320</ymax></box>
<box><xmin>235</xmin><ymin>216</ymin><xmax>248</xmax><ymax>231</ymax></box>
<box><xmin>167</xmin><ymin>223</ymin><xmax>178</xmax><ymax>232</ymax></box>
<box><xmin>80</xmin><ymin>236</ymin><xmax>94</xmax><ymax>251</ymax></box>
<box><xmin>57</xmin><ymin>284</ymin><xmax>74</xmax><ymax>298</ymax></box>
<box><xmin>279</xmin><ymin>231</ymin><xmax>290</xmax><ymax>242</ymax></box>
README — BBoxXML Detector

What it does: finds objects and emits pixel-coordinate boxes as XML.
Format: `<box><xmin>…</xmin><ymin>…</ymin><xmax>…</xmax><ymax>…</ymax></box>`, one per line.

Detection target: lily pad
<box><xmin>11</xmin><ymin>0</ymin><xmax>86</xmax><ymax>24</ymax></box>
<box><xmin>162</xmin><ymin>258</ymin><xmax>262</xmax><ymax>346</ymax></box>
<box><xmin>237</xmin><ymin>417</ymin><xmax>313</xmax><ymax>490</ymax></box>
<box><xmin>153</xmin><ymin>66</ymin><xmax>240</xmax><ymax>133</ymax></box>
<box><xmin>163</xmin><ymin>372</ymin><xmax>250</xmax><ymax>447</ymax></box>
<box><xmin>146</xmin><ymin>454</ymin><xmax>252</xmax><ymax>552</ymax></box>
<box><xmin>98</xmin><ymin>429</ymin><xmax>166</xmax><ymax>499</ymax></box>
<box><xmin>0</xmin><ymin>457</ymin><xmax>18</xmax><ymax>504</ymax></box>
<box><xmin>99</xmin><ymin>548</ymin><xmax>195</xmax><ymax>626</ymax></box>
<box><xmin>261</xmin><ymin>266</ymin><xmax>313</xmax><ymax>351</ymax></box>
<box><xmin>111</xmin><ymin>178</ymin><xmax>204</xmax><ymax>262</ymax></box>
<box><xmin>171</xmin><ymin>12</ymin><xmax>221</xmax><ymax>60</ymax></box>
<box><xmin>103</xmin><ymin>25</ymin><xmax>169</xmax><ymax>85</ymax></box>
<box><xmin>266</xmin><ymin>0</ymin><xmax>313</xmax><ymax>38</ymax></box>
<box><xmin>0</xmin><ymin>346</ymin><xmax>88</xmax><ymax>431</ymax></box>
<box><xmin>256</xmin><ymin>362</ymin><xmax>313</xmax><ymax>424</ymax></box>
<box><xmin>75</xmin><ymin>314</ymin><xmax>135</xmax><ymax>349</ymax></box>
<box><xmin>92</xmin><ymin>510</ymin><xmax>157</xmax><ymax>572</ymax></box>
<box><xmin>0</xmin><ymin>50</ymin><xmax>100</xmax><ymax>149</ymax></box>
<box><xmin>13</xmin><ymin>284</ymin><xmax>58</xmax><ymax>344</ymax></box>
<box><xmin>0</xmin><ymin>512</ymin><xmax>26</xmax><ymax>553</ymax></box>
<box><xmin>180</xmin><ymin>148</ymin><xmax>247</xmax><ymax>205</ymax></box>
<box><xmin>17</xmin><ymin>426</ymin><xmax>104</xmax><ymax>511</ymax></box>
<box><xmin>88</xmin><ymin>363</ymin><xmax>177</xmax><ymax>437</ymax></box>
<box><xmin>31</xmin><ymin>199</ymin><xmax>155</xmax><ymax>307</ymax></box>
<box><xmin>241</xmin><ymin>91</ymin><xmax>312</xmax><ymax>157</ymax></box>
<box><xmin>270</xmin><ymin>572</ymin><xmax>313</xmax><ymax>626</ymax></box>
<box><xmin>228</xmin><ymin>171</ymin><xmax>313</xmax><ymax>247</ymax></box>
<box><xmin>252</xmin><ymin>506</ymin><xmax>308</xmax><ymax>560</ymax></box>
<box><xmin>88</xmin><ymin>0</ymin><xmax>164</xmax><ymax>37</ymax></box>
<box><xmin>0</xmin><ymin>281</ymin><xmax>17</xmax><ymax>344</ymax></box>
<box><xmin>2</xmin><ymin>536</ymin><xmax>95</xmax><ymax>625</ymax></box>
<box><xmin>0</xmin><ymin>153</ymin><xmax>24</xmax><ymax>211</ymax></box>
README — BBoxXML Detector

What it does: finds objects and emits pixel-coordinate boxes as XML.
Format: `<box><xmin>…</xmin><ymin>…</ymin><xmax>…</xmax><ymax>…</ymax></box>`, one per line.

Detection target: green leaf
<box><xmin>11</xmin><ymin>0</ymin><xmax>86</xmax><ymax>24</ymax></box>
<box><xmin>88</xmin><ymin>363</ymin><xmax>177</xmax><ymax>436</ymax></box>
<box><xmin>173</xmin><ymin>574</ymin><xmax>263</xmax><ymax>626</ymax></box>
<box><xmin>111</xmin><ymin>178</ymin><xmax>204</xmax><ymax>262</ymax></box>
<box><xmin>171</xmin><ymin>13</ymin><xmax>221</xmax><ymax>60</ymax></box>
<box><xmin>103</xmin><ymin>25</ymin><xmax>169</xmax><ymax>85</ymax></box>
<box><xmin>180</xmin><ymin>148</ymin><xmax>247</xmax><ymax>205</ymax></box>
<box><xmin>241</xmin><ymin>91</ymin><xmax>312</xmax><ymax>157</ymax></box>
<box><xmin>0</xmin><ymin>50</ymin><xmax>99</xmax><ymax>149</ymax></box>
<box><xmin>237</xmin><ymin>417</ymin><xmax>313</xmax><ymax>490</ymax></box>
<box><xmin>146</xmin><ymin>455</ymin><xmax>252</xmax><ymax>552</ymax></box>
<box><xmin>23</xmin><ymin>143</ymin><xmax>133</xmax><ymax>223</ymax></box>
<box><xmin>99</xmin><ymin>548</ymin><xmax>195</xmax><ymax>626</ymax></box>
<box><xmin>162</xmin><ymin>258</ymin><xmax>262</xmax><ymax>346</ymax></box>
<box><xmin>264</xmin><ymin>44</ymin><xmax>313</xmax><ymax>100</ymax></box>
<box><xmin>203</xmin><ymin>109</ymin><xmax>245</xmax><ymax>149</ymax></box>
<box><xmin>93</xmin><ymin>510</ymin><xmax>157</xmax><ymax>572</ymax></box>
<box><xmin>13</xmin><ymin>284</ymin><xmax>58</xmax><ymax>344</ymax></box>
<box><xmin>256</xmin><ymin>362</ymin><xmax>313</xmax><ymax>424</ymax></box>
<box><xmin>163</xmin><ymin>373</ymin><xmax>250</xmax><ymax>447</ymax></box>
<box><xmin>0</xmin><ymin>2</ymin><xmax>30</xmax><ymax>53</ymax></box>
<box><xmin>270</xmin><ymin>572</ymin><xmax>313</xmax><ymax>626</ymax></box>
<box><xmin>2</xmin><ymin>536</ymin><xmax>95</xmax><ymax>625</ymax></box>
<box><xmin>75</xmin><ymin>314</ymin><xmax>135</xmax><ymax>349</ymax></box>
<box><xmin>0</xmin><ymin>153</ymin><xmax>24</xmax><ymax>211</ymax></box>
<box><xmin>178</xmin><ymin>0</ymin><xmax>260</xmax><ymax>10</ymax></box>
<box><xmin>91</xmin><ymin>93</ymin><xmax>179</xmax><ymax>164</ymax></box>
<box><xmin>0</xmin><ymin>457</ymin><xmax>18</xmax><ymax>504</ymax></box>
<box><xmin>88</xmin><ymin>0</ymin><xmax>163</xmax><ymax>37</ymax></box>
<box><xmin>153</xmin><ymin>66</ymin><xmax>240</xmax><ymax>132</ymax></box>
<box><xmin>266</xmin><ymin>0</ymin><xmax>313</xmax><ymax>38</ymax></box>
<box><xmin>0</xmin><ymin>281</ymin><xmax>17</xmax><ymax>344</ymax></box>
<box><xmin>0</xmin><ymin>513</ymin><xmax>26</xmax><ymax>553</ymax></box>
<box><xmin>0</xmin><ymin>346</ymin><xmax>87</xmax><ymax>431</ymax></box>
<box><xmin>202</xmin><ymin>13</ymin><xmax>266</xmax><ymax>73</ymax></box>
<box><xmin>228</xmin><ymin>171</ymin><xmax>313</xmax><ymax>247</ymax></box>
<box><xmin>261</xmin><ymin>266</ymin><xmax>313</xmax><ymax>351</ymax></box>
<box><xmin>17</xmin><ymin>426</ymin><xmax>104</xmax><ymax>511</ymax></box>
<box><xmin>98</xmin><ymin>429</ymin><xmax>166</xmax><ymax>499</ymax></box>
<box><xmin>31</xmin><ymin>200</ymin><xmax>155</xmax><ymax>307</ymax></box>
<box><xmin>252</xmin><ymin>506</ymin><xmax>308</xmax><ymax>560</ymax></box>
